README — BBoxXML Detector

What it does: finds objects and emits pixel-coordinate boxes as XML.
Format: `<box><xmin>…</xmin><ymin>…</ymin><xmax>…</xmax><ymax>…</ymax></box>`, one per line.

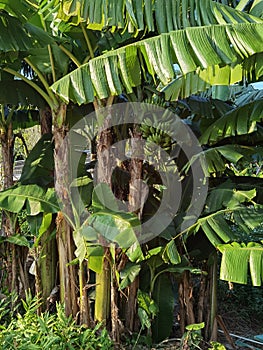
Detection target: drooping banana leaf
<box><xmin>163</xmin><ymin>53</ymin><xmax>263</xmax><ymax>101</ymax></box>
<box><xmin>54</xmin><ymin>0</ymin><xmax>262</xmax><ymax>32</ymax></box>
<box><xmin>73</xmin><ymin>182</ymin><xmax>144</xmax><ymax>261</ymax></box>
<box><xmin>235</xmin><ymin>0</ymin><xmax>263</xmax><ymax>17</ymax></box>
<box><xmin>218</xmin><ymin>241</ymin><xmax>263</xmax><ymax>286</ymax></box>
<box><xmin>183</xmin><ymin>182</ymin><xmax>263</xmax><ymax>246</ymax></box>
<box><xmin>0</xmin><ymin>12</ymin><xmax>34</xmax><ymax>61</ymax></box>
<box><xmin>235</xmin><ymin>85</ymin><xmax>263</xmax><ymax>107</ymax></box>
<box><xmin>0</xmin><ymin>104</ymin><xmax>40</xmax><ymax>130</ymax></box>
<box><xmin>181</xmin><ymin>94</ymin><xmax>234</xmax><ymax>117</ymax></box>
<box><xmin>0</xmin><ymin>184</ymin><xmax>59</xmax><ymax>215</ymax></box>
<box><xmin>0</xmin><ymin>0</ymin><xmax>37</xmax><ymax>23</ymax></box>
<box><xmin>20</xmin><ymin>133</ymin><xmax>54</xmax><ymax>187</ymax></box>
<box><xmin>0</xmin><ymin>80</ymin><xmax>46</xmax><ymax>108</ymax></box>
<box><xmin>199</xmin><ymin>99</ymin><xmax>263</xmax><ymax>145</ymax></box>
<box><xmin>205</xmin><ymin>181</ymin><xmax>258</xmax><ymax>212</ymax></box>
<box><xmin>28</xmin><ymin>44</ymin><xmax>71</xmax><ymax>80</ymax></box>
<box><xmin>51</xmin><ymin>22</ymin><xmax>263</xmax><ymax>104</ymax></box>
<box><xmin>250</xmin><ymin>0</ymin><xmax>263</xmax><ymax>17</ymax></box>
<box><xmin>152</xmin><ymin>274</ymin><xmax>175</xmax><ymax>343</ymax></box>
<box><xmin>185</xmin><ymin>145</ymin><xmax>263</xmax><ymax>176</ymax></box>
<box><xmin>0</xmin><ymin>11</ymin><xmax>54</xmax><ymax>61</ymax></box>
<box><xmin>76</xmin><ymin>210</ymin><xmax>144</xmax><ymax>262</ymax></box>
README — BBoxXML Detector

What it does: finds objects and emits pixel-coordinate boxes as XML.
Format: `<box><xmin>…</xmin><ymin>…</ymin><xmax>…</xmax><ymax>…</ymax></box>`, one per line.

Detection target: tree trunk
<box><xmin>79</xmin><ymin>260</ymin><xmax>92</xmax><ymax>327</ymax></box>
<box><xmin>53</xmin><ymin>103</ymin><xmax>78</xmax><ymax>317</ymax></box>
<box><xmin>94</xmin><ymin>249</ymin><xmax>111</xmax><ymax>323</ymax></box>
<box><xmin>179</xmin><ymin>270</ymin><xmax>196</xmax><ymax>334</ymax></box>
<box><xmin>37</xmin><ymin>221</ymin><xmax>58</xmax><ymax>309</ymax></box>
<box><xmin>125</xmin><ymin>125</ymin><xmax>143</xmax><ymax>332</ymax></box>
<box><xmin>94</xmin><ymin>100</ymin><xmax>113</xmax><ymax>328</ymax></box>
<box><xmin>40</xmin><ymin>107</ymin><xmax>52</xmax><ymax>135</ymax></box>
<box><xmin>35</xmin><ymin>108</ymin><xmax>58</xmax><ymax>310</ymax></box>
<box><xmin>178</xmin><ymin>257</ymin><xmax>218</xmax><ymax>342</ymax></box>
<box><xmin>209</xmin><ymin>253</ymin><xmax>218</xmax><ymax>341</ymax></box>
<box><xmin>56</xmin><ymin>212</ymin><xmax>78</xmax><ymax>317</ymax></box>
<box><xmin>0</xmin><ymin>123</ymin><xmax>14</xmax><ymax>189</ymax></box>
<box><xmin>0</xmin><ymin>123</ymin><xmax>16</xmax><ymax>293</ymax></box>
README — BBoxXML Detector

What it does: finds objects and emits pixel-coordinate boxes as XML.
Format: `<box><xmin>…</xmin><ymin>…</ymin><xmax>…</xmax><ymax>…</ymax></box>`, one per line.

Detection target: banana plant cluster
<box><xmin>0</xmin><ymin>0</ymin><xmax>262</xmax><ymax>345</ymax></box>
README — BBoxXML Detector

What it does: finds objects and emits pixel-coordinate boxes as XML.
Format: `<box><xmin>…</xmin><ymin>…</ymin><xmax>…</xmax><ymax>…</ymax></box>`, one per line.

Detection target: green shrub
<box><xmin>0</xmin><ymin>293</ymin><xmax>113</xmax><ymax>350</ymax></box>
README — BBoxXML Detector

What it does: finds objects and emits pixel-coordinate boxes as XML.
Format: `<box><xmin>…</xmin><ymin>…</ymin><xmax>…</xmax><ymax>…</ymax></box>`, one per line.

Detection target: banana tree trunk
<box><xmin>125</xmin><ymin>125</ymin><xmax>143</xmax><ymax>332</ymax></box>
<box><xmin>40</xmin><ymin>107</ymin><xmax>52</xmax><ymax>135</ymax></box>
<box><xmin>209</xmin><ymin>253</ymin><xmax>218</xmax><ymax>341</ymax></box>
<box><xmin>0</xmin><ymin>123</ymin><xmax>16</xmax><ymax>293</ymax></box>
<box><xmin>94</xmin><ymin>100</ymin><xmax>113</xmax><ymax>327</ymax></box>
<box><xmin>35</xmin><ymin>108</ymin><xmax>58</xmax><ymax>310</ymax></box>
<box><xmin>37</xmin><ymin>220</ymin><xmax>58</xmax><ymax>309</ymax></box>
<box><xmin>178</xmin><ymin>255</ymin><xmax>218</xmax><ymax>342</ymax></box>
<box><xmin>0</xmin><ymin>123</ymin><xmax>14</xmax><ymax>189</ymax></box>
<box><xmin>178</xmin><ymin>270</ymin><xmax>196</xmax><ymax>334</ymax></box>
<box><xmin>53</xmin><ymin>103</ymin><xmax>78</xmax><ymax>317</ymax></box>
<box><xmin>94</xmin><ymin>249</ymin><xmax>110</xmax><ymax>323</ymax></box>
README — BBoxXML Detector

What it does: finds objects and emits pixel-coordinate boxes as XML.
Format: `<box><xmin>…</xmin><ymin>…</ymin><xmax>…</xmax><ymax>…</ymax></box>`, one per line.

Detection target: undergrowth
<box><xmin>0</xmin><ymin>292</ymin><xmax>113</xmax><ymax>350</ymax></box>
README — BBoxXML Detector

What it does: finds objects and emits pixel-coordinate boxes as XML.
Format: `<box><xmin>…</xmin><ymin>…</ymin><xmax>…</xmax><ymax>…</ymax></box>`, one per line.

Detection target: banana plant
<box><xmin>0</xmin><ymin>74</ymin><xmax>46</xmax><ymax>295</ymax></box>
<box><xmin>1</xmin><ymin>0</ymin><xmax>263</xmax><ymax>343</ymax></box>
<box><xmin>0</xmin><ymin>0</ymin><xmax>99</xmax><ymax>317</ymax></box>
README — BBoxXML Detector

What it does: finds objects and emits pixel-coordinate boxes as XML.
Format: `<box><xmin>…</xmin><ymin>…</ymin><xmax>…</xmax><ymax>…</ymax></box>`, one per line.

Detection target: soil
<box><xmin>216</xmin><ymin>281</ymin><xmax>263</xmax><ymax>350</ymax></box>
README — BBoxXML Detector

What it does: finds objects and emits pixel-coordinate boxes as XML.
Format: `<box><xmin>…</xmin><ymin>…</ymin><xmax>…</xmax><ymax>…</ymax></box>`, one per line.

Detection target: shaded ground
<box><xmin>214</xmin><ymin>280</ymin><xmax>263</xmax><ymax>350</ymax></box>
<box><xmin>117</xmin><ymin>279</ymin><xmax>263</xmax><ymax>350</ymax></box>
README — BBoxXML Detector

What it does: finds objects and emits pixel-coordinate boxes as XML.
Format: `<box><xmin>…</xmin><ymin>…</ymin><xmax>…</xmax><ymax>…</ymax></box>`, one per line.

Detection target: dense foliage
<box><xmin>0</xmin><ymin>294</ymin><xmax>113</xmax><ymax>350</ymax></box>
<box><xmin>0</xmin><ymin>0</ymin><xmax>262</xmax><ymax>347</ymax></box>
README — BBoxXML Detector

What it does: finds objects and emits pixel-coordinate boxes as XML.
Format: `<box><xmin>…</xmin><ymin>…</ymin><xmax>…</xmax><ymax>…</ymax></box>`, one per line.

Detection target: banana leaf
<box><xmin>0</xmin><ymin>80</ymin><xmax>46</xmax><ymax>108</ymax></box>
<box><xmin>55</xmin><ymin>0</ymin><xmax>262</xmax><ymax>32</ymax></box>
<box><xmin>0</xmin><ymin>11</ymin><xmax>54</xmax><ymax>61</ymax></box>
<box><xmin>0</xmin><ymin>184</ymin><xmax>59</xmax><ymax>215</ymax></box>
<box><xmin>200</xmin><ymin>99</ymin><xmax>263</xmax><ymax>145</ymax></box>
<box><xmin>51</xmin><ymin>22</ymin><xmax>263</xmax><ymax>105</ymax></box>
<box><xmin>20</xmin><ymin>133</ymin><xmax>54</xmax><ymax>187</ymax></box>
<box><xmin>218</xmin><ymin>241</ymin><xmax>263</xmax><ymax>286</ymax></box>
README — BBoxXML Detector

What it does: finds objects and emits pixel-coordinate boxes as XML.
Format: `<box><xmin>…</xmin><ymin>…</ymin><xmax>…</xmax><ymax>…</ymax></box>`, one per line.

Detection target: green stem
<box><xmin>209</xmin><ymin>252</ymin><xmax>218</xmax><ymax>339</ymax></box>
<box><xmin>3</xmin><ymin>67</ymin><xmax>57</xmax><ymax>110</ymax></box>
<box><xmin>149</xmin><ymin>265</ymin><xmax>155</xmax><ymax>296</ymax></box>
<box><xmin>59</xmin><ymin>45</ymin><xmax>81</xmax><ymax>68</ymax></box>
<box><xmin>48</xmin><ymin>45</ymin><xmax>56</xmax><ymax>82</ymax></box>
<box><xmin>132</xmin><ymin>326</ymin><xmax>143</xmax><ymax>350</ymax></box>
<box><xmin>81</xmin><ymin>23</ymin><xmax>94</xmax><ymax>59</ymax></box>
<box><xmin>24</xmin><ymin>57</ymin><xmax>59</xmax><ymax>108</ymax></box>
<box><xmin>79</xmin><ymin>260</ymin><xmax>84</xmax><ymax>317</ymax></box>
<box><xmin>95</xmin><ymin>248</ymin><xmax>110</xmax><ymax>323</ymax></box>
<box><xmin>39</xmin><ymin>13</ymin><xmax>56</xmax><ymax>82</ymax></box>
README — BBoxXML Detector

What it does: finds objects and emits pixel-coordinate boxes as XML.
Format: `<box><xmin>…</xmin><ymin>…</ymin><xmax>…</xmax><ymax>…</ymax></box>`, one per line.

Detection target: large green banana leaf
<box><xmin>0</xmin><ymin>184</ymin><xmax>59</xmax><ymax>215</ymax></box>
<box><xmin>20</xmin><ymin>134</ymin><xmax>54</xmax><ymax>187</ymax></box>
<box><xmin>235</xmin><ymin>0</ymin><xmax>263</xmax><ymax>17</ymax></box>
<box><xmin>0</xmin><ymin>80</ymin><xmax>46</xmax><ymax>107</ymax></box>
<box><xmin>0</xmin><ymin>11</ymin><xmax>54</xmax><ymax>61</ymax></box>
<box><xmin>8</xmin><ymin>109</ymin><xmax>40</xmax><ymax>130</ymax></box>
<box><xmin>162</xmin><ymin>52</ymin><xmax>263</xmax><ymax>100</ymax></box>
<box><xmin>54</xmin><ymin>0</ymin><xmax>262</xmax><ymax>32</ymax></box>
<box><xmin>0</xmin><ymin>0</ymin><xmax>37</xmax><ymax>22</ymax></box>
<box><xmin>183</xmin><ymin>183</ymin><xmax>263</xmax><ymax>245</ymax></box>
<box><xmin>218</xmin><ymin>242</ymin><xmax>263</xmax><ymax>286</ymax></box>
<box><xmin>51</xmin><ymin>22</ymin><xmax>263</xmax><ymax>104</ymax></box>
<box><xmin>186</xmin><ymin>145</ymin><xmax>262</xmax><ymax>176</ymax></box>
<box><xmin>200</xmin><ymin>99</ymin><xmax>263</xmax><ymax>145</ymax></box>
<box><xmin>177</xmin><ymin>181</ymin><xmax>263</xmax><ymax>285</ymax></box>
